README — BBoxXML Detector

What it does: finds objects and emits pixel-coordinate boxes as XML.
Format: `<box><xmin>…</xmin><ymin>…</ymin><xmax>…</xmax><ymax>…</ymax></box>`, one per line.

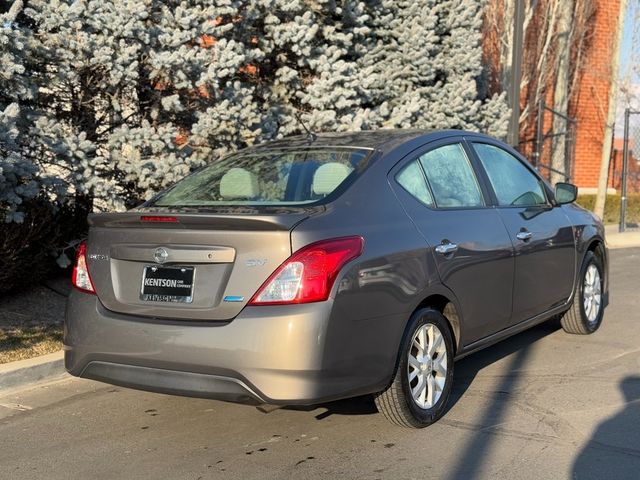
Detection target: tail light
<box><xmin>248</xmin><ymin>236</ymin><xmax>364</xmax><ymax>306</ymax></box>
<box><xmin>140</xmin><ymin>215</ymin><xmax>178</xmax><ymax>222</ymax></box>
<box><xmin>72</xmin><ymin>241</ymin><xmax>96</xmax><ymax>294</ymax></box>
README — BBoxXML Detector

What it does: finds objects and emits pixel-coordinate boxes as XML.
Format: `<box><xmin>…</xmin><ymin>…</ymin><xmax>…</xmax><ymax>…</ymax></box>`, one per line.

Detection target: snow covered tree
<box><xmin>23</xmin><ymin>0</ymin><xmax>179</xmax><ymax>209</ymax></box>
<box><xmin>19</xmin><ymin>0</ymin><xmax>374</xmax><ymax>208</ymax></box>
<box><xmin>186</xmin><ymin>1</ymin><xmax>374</xmax><ymax>151</ymax></box>
<box><xmin>15</xmin><ymin>0</ymin><xmax>508</xmax><ymax>212</ymax></box>
<box><xmin>0</xmin><ymin>0</ymin><xmax>39</xmax><ymax>222</ymax></box>
<box><xmin>357</xmin><ymin>0</ymin><xmax>509</xmax><ymax>136</ymax></box>
<box><xmin>0</xmin><ymin>103</ymin><xmax>39</xmax><ymax>223</ymax></box>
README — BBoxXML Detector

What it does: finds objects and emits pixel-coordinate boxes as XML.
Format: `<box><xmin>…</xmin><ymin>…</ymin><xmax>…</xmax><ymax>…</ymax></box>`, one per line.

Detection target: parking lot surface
<box><xmin>1</xmin><ymin>248</ymin><xmax>639</xmax><ymax>480</ymax></box>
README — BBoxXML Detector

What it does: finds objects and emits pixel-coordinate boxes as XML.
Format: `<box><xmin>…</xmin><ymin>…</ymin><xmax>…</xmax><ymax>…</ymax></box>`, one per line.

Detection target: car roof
<box><xmin>243</xmin><ymin>129</ymin><xmax>478</xmax><ymax>155</ymax></box>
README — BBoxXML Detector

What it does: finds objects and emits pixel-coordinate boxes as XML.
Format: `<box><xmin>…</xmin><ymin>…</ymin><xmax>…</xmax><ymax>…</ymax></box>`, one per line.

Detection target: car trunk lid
<box><xmin>85</xmin><ymin>211</ymin><xmax>311</xmax><ymax>321</ymax></box>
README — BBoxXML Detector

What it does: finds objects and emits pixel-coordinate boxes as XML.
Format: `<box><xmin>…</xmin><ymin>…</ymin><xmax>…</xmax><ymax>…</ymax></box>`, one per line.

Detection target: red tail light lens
<box><xmin>72</xmin><ymin>241</ymin><xmax>96</xmax><ymax>294</ymax></box>
<box><xmin>248</xmin><ymin>236</ymin><xmax>364</xmax><ymax>305</ymax></box>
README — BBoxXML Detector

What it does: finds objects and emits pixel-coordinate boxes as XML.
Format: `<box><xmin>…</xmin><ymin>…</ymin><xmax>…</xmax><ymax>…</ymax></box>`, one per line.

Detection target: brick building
<box><xmin>570</xmin><ymin>0</ymin><xmax>622</xmax><ymax>192</ymax></box>
<box><xmin>483</xmin><ymin>0</ymin><xmax>624</xmax><ymax>193</ymax></box>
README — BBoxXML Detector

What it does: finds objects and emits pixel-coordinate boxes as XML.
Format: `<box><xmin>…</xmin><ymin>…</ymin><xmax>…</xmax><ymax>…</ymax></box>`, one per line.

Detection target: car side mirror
<box><xmin>555</xmin><ymin>182</ymin><xmax>577</xmax><ymax>205</ymax></box>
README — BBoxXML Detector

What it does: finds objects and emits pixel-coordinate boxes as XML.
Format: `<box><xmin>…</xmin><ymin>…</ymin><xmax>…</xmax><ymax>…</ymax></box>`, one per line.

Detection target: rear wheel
<box><xmin>374</xmin><ymin>308</ymin><xmax>454</xmax><ymax>428</ymax></box>
<box><xmin>559</xmin><ymin>250</ymin><xmax>605</xmax><ymax>335</ymax></box>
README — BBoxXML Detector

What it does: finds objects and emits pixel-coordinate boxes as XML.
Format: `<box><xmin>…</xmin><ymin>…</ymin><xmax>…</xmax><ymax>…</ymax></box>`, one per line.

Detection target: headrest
<box><xmin>312</xmin><ymin>162</ymin><xmax>352</xmax><ymax>196</ymax></box>
<box><xmin>219</xmin><ymin>168</ymin><xmax>259</xmax><ymax>199</ymax></box>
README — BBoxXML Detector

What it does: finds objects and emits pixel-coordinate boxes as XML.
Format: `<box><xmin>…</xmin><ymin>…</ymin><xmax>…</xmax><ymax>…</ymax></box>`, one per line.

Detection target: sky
<box><xmin>615</xmin><ymin>0</ymin><xmax>640</xmax><ymax>136</ymax></box>
<box><xmin>619</xmin><ymin>0</ymin><xmax>639</xmax><ymax>83</ymax></box>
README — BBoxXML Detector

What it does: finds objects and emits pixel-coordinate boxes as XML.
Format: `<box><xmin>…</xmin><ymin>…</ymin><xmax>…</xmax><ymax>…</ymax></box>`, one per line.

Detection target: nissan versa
<box><xmin>65</xmin><ymin>130</ymin><xmax>608</xmax><ymax>428</ymax></box>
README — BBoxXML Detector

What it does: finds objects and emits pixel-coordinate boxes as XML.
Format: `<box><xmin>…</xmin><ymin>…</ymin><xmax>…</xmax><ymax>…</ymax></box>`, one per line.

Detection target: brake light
<box><xmin>72</xmin><ymin>241</ymin><xmax>96</xmax><ymax>294</ymax></box>
<box><xmin>140</xmin><ymin>215</ymin><xmax>178</xmax><ymax>222</ymax></box>
<box><xmin>248</xmin><ymin>236</ymin><xmax>364</xmax><ymax>305</ymax></box>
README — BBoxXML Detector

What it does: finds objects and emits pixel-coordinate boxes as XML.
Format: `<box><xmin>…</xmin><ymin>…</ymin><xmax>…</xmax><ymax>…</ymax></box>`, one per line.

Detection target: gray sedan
<box><xmin>65</xmin><ymin>130</ymin><xmax>608</xmax><ymax>428</ymax></box>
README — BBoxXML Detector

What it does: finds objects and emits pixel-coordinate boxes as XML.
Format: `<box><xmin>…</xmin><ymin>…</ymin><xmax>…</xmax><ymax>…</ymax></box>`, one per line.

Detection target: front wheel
<box><xmin>374</xmin><ymin>308</ymin><xmax>454</xmax><ymax>428</ymax></box>
<box><xmin>559</xmin><ymin>250</ymin><xmax>605</xmax><ymax>335</ymax></box>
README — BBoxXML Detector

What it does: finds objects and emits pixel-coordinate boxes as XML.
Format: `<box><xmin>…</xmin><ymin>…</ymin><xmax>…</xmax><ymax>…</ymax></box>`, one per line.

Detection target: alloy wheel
<box><xmin>583</xmin><ymin>264</ymin><xmax>602</xmax><ymax>323</ymax></box>
<box><xmin>407</xmin><ymin>323</ymin><xmax>448</xmax><ymax>409</ymax></box>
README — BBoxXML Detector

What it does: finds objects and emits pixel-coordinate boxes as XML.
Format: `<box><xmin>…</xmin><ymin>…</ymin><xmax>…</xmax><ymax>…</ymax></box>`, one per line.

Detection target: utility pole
<box><xmin>507</xmin><ymin>0</ymin><xmax>525</xmax><ymax>147</ymax></box>
<box><xmin>619</xmin><ymin>108</ymin><xmax>630</xmax><ymax>232</ymax></box>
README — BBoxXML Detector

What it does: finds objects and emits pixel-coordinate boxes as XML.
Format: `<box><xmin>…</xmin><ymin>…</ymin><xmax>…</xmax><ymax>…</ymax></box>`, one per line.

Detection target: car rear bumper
<box><xmin>78</xmin><ymin>361</ymin><xmax>266</xmax><ymax>404</ymax></box>
<box><xmin>64</xmin><ymin>290</ymin><xmax>397</xmax><ymax>405</ymax></box>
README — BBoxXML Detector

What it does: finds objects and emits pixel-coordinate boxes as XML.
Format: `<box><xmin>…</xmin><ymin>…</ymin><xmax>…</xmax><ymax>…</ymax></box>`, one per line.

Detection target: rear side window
<box><xmin>420</xmin><ymin>144</ymin><xmax>484</xmax><ymax>208</ymax></box>
<box><xmin>152</xmin><ymin>148</ymin><xmax>371</xmax><ymax>206</ymax></box>
<box><xmin>396</xmin><ymin>161</ymin><xmax>434</xmax><ymax>207</ymax></box>
<box><xmin>472</xmin><ymin>143</ymin><xmax>547</xmax><ymax>206</ymax></box>
<box><xmin>395</xmin><ymin>143</ymin><xmax>484</xmax><ymax>209</ymax></box>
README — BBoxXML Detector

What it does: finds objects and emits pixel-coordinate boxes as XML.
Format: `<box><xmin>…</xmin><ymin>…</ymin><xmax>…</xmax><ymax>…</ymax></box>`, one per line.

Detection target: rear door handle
<box><xmin>435</xmin><ymin>242</ymin><xmax>458</xmax><ymax>255</ymax></box>
<box><xmin>516</xmin><ymin>230</ymin><xmax>532</xmax><ymax>241</ymax></box>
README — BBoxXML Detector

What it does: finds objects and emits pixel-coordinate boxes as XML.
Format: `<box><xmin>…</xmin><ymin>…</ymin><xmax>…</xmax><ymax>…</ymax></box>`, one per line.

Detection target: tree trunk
<box><xmin>550</xmin><ymin>0</ymin><xmax>574</xmax><ymax>186</ymax></box>
<box><xmin>500</xmin><ymin>0</ymin><xmax>515</xmax><ymax>94</ymax></box>
<box><xmin>594</xmin><ymin>0</ymin><xmax>628</xmax><ymax>220</ymax></box>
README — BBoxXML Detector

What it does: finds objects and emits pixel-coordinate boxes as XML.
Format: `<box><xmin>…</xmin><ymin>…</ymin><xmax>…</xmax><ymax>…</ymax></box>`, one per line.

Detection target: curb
<box><xmin>0</xmin><ymin>351</ymin><xmax>67</xmax><ymax>392</ymax></box>
<box><xmin>606</xmin><ymin>233</ymin><xmax>640</xmax><ymax>249</ymax></box>
<box><xmin>604</xmin><ymin>225</ymin><xmax>640</xmax><ymax>249</ymax></box>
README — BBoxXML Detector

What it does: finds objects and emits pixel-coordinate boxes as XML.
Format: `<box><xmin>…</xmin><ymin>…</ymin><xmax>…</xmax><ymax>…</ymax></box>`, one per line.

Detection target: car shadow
<box><xmin>571</xmin><ymin>376</ymin><xmax>640</xmax><ymax>479</ymax></box>
<box><xmin>281</xmin><ymin>320</ymin><xmax>560</xmax><ymax>422</ymax></box>
<box><xmin>447</xmin><ymin>319</ymin><xmax>561</xmax><ymax>412</ymax></box>
<box><xmin>284</xmin><ymin>394</ymin><xmax>379</xmax><ymax>420</ymax></box>
<box><xmin>443</xmin><ymin>320</ymin><xmax>560</xmax><ymax>479</ymax></box>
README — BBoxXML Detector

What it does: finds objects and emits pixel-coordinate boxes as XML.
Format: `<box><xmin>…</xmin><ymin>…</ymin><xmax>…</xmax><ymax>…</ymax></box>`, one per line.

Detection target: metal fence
<box><xmin>517</xmin><ymin>100</ymin><xmax>576</xmax><ymax>184</ymax></box>
<box><xmin>618</xmin><ymin>108</ymin><xmax>640</xmax><ymax>232</ymax></box>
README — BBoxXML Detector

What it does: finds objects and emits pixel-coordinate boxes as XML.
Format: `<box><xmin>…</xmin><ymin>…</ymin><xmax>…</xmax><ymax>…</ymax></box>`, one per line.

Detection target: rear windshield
<box><xmin>152</xmin><ymin>148</ymin><xmax>372</xmax><ymax>207</ymax></box>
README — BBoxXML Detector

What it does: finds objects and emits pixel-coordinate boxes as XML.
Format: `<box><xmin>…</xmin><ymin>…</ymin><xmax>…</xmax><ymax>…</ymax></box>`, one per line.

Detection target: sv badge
<box><xmin>246</xmin><ymin>259</ymin><xmax>267</xmax><ymax>267</ymax></box>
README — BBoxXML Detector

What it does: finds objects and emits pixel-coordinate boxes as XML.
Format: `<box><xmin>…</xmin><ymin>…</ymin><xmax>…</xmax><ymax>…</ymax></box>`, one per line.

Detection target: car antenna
<box><xmin>294</xmin><ymin>112</ymin><xmax>317</xmax><ymax>143</ymax></box>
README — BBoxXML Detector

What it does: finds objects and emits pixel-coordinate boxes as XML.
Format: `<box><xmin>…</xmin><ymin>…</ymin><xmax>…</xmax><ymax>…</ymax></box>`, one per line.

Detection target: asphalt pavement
<box><xmin>1</xmin><ymin>248</ymin><xmax>639</xmax><ymax>480</ymax></box>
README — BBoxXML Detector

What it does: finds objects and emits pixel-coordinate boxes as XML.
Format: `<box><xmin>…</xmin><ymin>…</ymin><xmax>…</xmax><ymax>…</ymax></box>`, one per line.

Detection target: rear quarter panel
<box><xmin>289</xmin><ymin>150</ymin><xmax>447</xmax><ymax>393</ymax></box>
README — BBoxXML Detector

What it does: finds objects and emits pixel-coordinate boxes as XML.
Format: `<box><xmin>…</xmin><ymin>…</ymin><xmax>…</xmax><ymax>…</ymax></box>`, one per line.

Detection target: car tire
<box><xmin>559</xmin><ymin>250</ymin><xmax>605</xmax><ymax>335</ymax></box>
<box><xmin>374</xmin><ymin>308</ymin><xmax>454</xmax><ymax>428</ymax></box>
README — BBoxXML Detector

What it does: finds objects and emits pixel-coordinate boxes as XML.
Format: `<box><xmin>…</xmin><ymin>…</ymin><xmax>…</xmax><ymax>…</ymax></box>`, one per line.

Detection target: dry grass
<box><xmin>577</xmin><ymin>194</ymin><xmax>640</xmax><ymax>225</ymax></box>
<box><xmin>0</xmin><ymin>325</ymin><xmax>63</xmax><ymax>364</ymax></box>
<box><xmin>0</xmin><ymin>276</ymin><xmax>69</xmax><ymax>364</ymax></box>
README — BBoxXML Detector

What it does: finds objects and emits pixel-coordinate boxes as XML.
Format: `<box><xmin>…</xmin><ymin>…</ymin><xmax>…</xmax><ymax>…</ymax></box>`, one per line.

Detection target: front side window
<box><xmin>419</xmin><ymin>144</ymin><xmax>484</xmax><ymax>208</ymax></box>
<box><xmin>472</xmin><ymin>143</ymin><xmax>547</xmax><ymax>207</ymax></box>
<box><xmin>151</xmin><ymin>148</ymin><xmax>371</xmax><ymax>207</ymax></box>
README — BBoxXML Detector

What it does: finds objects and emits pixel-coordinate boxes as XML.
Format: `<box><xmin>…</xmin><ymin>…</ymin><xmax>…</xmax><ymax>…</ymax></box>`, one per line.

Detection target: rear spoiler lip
<box><xmin>87</xmin><ymin>211</ymin><xmax>315</xmax><ymax>232</ymax></box>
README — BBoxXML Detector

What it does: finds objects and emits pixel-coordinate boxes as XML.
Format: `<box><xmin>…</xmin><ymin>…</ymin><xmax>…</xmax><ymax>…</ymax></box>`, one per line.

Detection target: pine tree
<box><xmin>357</xmin><ymin>0</ymin><xmax>509</xmax><ymax>136</ymax></box>
<box><xmin>24</xmin><ymin>0</ymin><xmax>175</xmax><ymax>209</ymax></box>
<box><xmin>16</xmin><ymin>0</ymin><xmax>509</xmax><ymax>212</ymax></box>
<box><xmin>21</xmin><ymin>0</ymin><xmax>376</xmax><ymax>208</ymax></box>
<box><xmin>186</xmin><ymin>1</ymin><xmax>373</xmax><ymax>154</ymax></box>
<box><xmin>0</xmin><ymin>0</ymin><xmax>39</xmax><ymax>222</ymax></box>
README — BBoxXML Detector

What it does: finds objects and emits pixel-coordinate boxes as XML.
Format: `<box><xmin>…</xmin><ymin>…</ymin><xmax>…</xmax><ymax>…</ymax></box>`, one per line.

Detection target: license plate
<box><xmin>140</xmin><ymin>266</ymin><xmax>195</xmax><ymax>303</ymax></box>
